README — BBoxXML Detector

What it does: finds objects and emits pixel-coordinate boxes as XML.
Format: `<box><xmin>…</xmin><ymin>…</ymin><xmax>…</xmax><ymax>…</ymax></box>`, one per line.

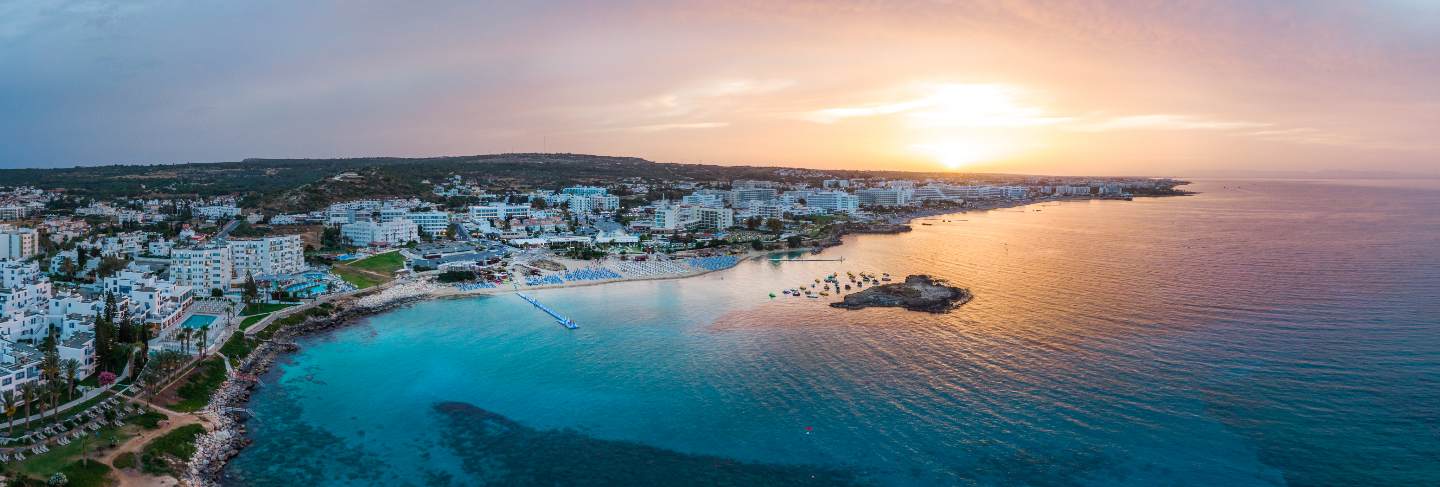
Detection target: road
<box><xmin>215</xmin><ymin>219</ymin><xmax>241</xmax><ymax>239</ymax></box>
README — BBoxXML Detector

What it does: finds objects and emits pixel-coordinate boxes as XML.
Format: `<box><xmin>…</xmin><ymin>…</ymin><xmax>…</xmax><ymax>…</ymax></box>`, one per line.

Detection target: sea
<box><xmin>222</xmin><ymin>179</ymin><xmax>1440</xmax><ymax>486</ymax></box>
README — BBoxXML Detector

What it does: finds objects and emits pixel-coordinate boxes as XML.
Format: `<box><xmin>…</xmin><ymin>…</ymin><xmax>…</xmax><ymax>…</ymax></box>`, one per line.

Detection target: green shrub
<box><xmin>113</xmin><ymin>451</ymin><xmax>138</xmax><ymax>469</ymax></box>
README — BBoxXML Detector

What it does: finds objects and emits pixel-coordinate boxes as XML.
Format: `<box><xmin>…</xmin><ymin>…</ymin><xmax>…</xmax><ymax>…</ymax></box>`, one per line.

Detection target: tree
<box><xmin>744</xmin><ymin>217</ymin><xmax>760</xmax><ymax>230</ymax></box>
<box><xmin>196</xmin><ymin>325</ymin><xmax>210</xmax><ymax>356</ymax></box>
<box><xmin>210</xmin><ymin>288</ymin><xmax>223</xmax><ymax>298</ymax></box>
<box><xmin>179</xmin><ymin>328</ymin><xmax>192</xmax><ymax>355</ymax></box>
<box><xmin>61</xmin><ymin>256</ymin><xmax>75</xmax><ymax>279</ymax></box>
<box><xmin>787</xmin><ymin>235</ymin><xmax>804</xmax><ymax>249</ymax></box>
<box><xmin>93</xmin><ymin>314</ymin><xmax>113</xmax><ymax>374</ymax></box>
<box><xmin>42</xmin><ymin>346</ymin><xmax>60</xmax><ymax>423</ymax></box>
<box><xmin>63</xmin><ymin>359</ymin><xmax>80</xmax><ymax>402</ymax></box>
<box><xmin>2</xmin><ymin>390</ymin><xmax>15</xmax><ymax>437</ymax></box>
<box><xmin>750</xmin><ymin>239</ymin><xmax>765</xmax><ymax>251</ymax></box>
<box><xmin>243</xmin><ymin>272</ymin><xmax>259</xmax><ymax>305</ymax></box>
<box><xmin>765</xmin><ymin>218</ymin><xmax>784</xmax><ymax>234</ymax></box>
<box><xmin>20</xmin><ymin>383</ymin><xmax>34</xmax><ymax>431</ymax></box>
<box><xmin>118</xmin><ymin>315</ymin><xmax>135</xmax><ymax>344</ymax></box>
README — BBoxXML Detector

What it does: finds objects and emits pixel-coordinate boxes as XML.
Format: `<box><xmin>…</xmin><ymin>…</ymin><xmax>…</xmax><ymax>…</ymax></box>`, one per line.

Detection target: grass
<box><xmin>331</xmin><ymin>251</ymin><xmax>405</xmax><ymax>289</ymax></box>
<box><xmin>331</xmin><ymin>265</ymin><xmax>385</xmax><ymax>289</ymax></box>
<box><xmin>13</xmin><ymin>424</ymin><xmax>129</xmax><ymax>480</ymax></box>
<box><xmin>240</xmin><ymin>302</ymin><xmax>296</xmax><ymax>316</ymax></box>
<box><xmin>56</xmin><ymin>460</ymin><xmax>115</xmax><ymax>487</ymax></box>
<box><xmin>168</xmin><ymin>358</ymin><xmax>227</xmax><ymax>413</ymax></box>
<box><xmin>129</xmin><ymin>412</ymin><xmax>167</xmax><ymax>430</ymax></box>
<box><xmin>140</xmin><ymin>423</ymin><xmax>205</xmax><ymax>475</ymax></box>
<box><xmin>239</xmin><ymin>313</ymin><xmax>270</xmax><ymax>330</ymax></box>
<box><xmin>348</xmin><ymin>251</ymin><xmax>405</xmax><ymax>273</ymax></box>
<box><xmin>219</xmin><ymin>333</ymin><xmax>256</xmax><ymax>366</ymax></box>
<box><xmin>3</xmin><ymin>391</ymin><xmax>115</xmax><ymax>438</ymax></box>
<box><xmin>112</xmin><ymin>451</ymin><xmax>137</xmax><ymax>469</ymax></box>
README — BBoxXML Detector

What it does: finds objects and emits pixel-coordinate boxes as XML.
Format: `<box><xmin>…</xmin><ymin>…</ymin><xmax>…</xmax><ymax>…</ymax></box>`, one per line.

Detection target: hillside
<box><xmin>0</xmin><ymin>152</ymin><xmax>1053</xmax><ymax>212</ymax></box>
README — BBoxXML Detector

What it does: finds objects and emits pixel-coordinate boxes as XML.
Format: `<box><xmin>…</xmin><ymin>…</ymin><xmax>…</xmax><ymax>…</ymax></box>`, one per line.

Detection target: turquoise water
<box><xmin>224</xmin><ymin>179</ymin><xmax>1440</xmax><ymax>486</ymax></box>
<box><xmin>181</xmin><ymin>314</ymin><xmax>216</xmax><ymax>329</ymax></box>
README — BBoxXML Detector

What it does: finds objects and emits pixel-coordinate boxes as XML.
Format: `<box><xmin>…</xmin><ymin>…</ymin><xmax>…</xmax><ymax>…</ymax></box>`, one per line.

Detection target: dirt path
<box><xmin>98</xmin><ymin>399</ymin><xmax>210</xmax><ymax>487</ymax></box>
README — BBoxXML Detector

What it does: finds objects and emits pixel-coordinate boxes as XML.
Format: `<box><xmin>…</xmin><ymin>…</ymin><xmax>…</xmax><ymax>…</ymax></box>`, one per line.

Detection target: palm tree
<box><xmin>197</xmin><ymin>325</ymin><xmax>210</xmax><ymax>356</ymax></box>
<box><xmin>20</xmin><ymin>383</ymin><xmax>34</xmax><ymax>431</ymax></box>
<box><xmin>42</xmin><ymin>356</ymin><xmax>60</xmax><ymax>424</ymax></box>
<box><xmin>3</xmin><ymin>390</ymin><xmax>15</xmax><ymax>437</ymax></box>
<box><xmin>63</xmin><ymin>359</ymin><xmax>80</xmax><ymax>402</ymax></box>
<box><xmin>48</xmin><ymin>382</ymin><xmax>64</xmax><ymax>425</ymax></box>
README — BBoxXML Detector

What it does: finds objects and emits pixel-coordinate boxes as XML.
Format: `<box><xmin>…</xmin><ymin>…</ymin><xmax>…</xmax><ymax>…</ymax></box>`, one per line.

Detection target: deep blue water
<box><xmin>223</xmin><ymin>179</ymin><xmax>1440</xmax><ymax>486</ymax></box>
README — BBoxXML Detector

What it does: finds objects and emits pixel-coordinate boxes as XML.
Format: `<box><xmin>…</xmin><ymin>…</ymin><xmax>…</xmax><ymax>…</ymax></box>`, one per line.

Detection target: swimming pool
<box><xmin>180</xmin><ymin>314</ymin><xmax>217</xmax><ymax>329</ymax></box>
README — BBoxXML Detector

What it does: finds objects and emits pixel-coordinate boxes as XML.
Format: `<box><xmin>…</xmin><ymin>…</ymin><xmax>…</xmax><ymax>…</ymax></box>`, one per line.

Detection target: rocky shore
<box><xmin>831</xmin><ymin>274</ymin><xmax>973</xmax><ymax>313</ymax></box>
<box><xmin>183</xmin><ymin>287</ymin><xmax>431</xmax><ymax>486</ymax></box>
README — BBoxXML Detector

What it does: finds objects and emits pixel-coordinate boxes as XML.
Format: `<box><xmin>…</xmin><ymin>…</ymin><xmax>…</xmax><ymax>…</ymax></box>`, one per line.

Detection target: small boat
<box><xmin>807</xmin><ymin>294</ymin><xmax>819</xmax><ymax>299</ymax></box>
<box><xmin>819</xmin><ymin>291</ymin><xmax>829</xmax><ymax>296</ymax></box>
<box><xmin>769</xmin><ymin>293</ymin><xmax>776</xmax><ymax>298</ymax></box>
<box><xmin>844</xmin><ymin>284</ymin><xmax>851</xmax><ymax>290</ymax></box>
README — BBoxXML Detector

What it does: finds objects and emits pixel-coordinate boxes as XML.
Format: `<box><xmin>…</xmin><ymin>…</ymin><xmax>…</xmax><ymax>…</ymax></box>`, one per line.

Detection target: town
<box><xmin>0</xmin><ymin>157</ymin><xmax>1184</xmax><ymax>484</ymax></box>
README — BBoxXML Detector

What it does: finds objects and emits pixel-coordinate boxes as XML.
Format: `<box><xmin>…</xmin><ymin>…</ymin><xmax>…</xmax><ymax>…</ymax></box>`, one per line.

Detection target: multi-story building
<box><xmin>0</xmin><ymin>225</ymin><xmax>39</xmax><ymax>260</ymax></box>
<box><xmin>469</xmin><ymin>204</ymin><xmax>532</xmax><ymax>221</ymax></box>
<box><xmin>806</xmin><ymin>191</ymin><xmax>860</xmax><ymax>215</ymax></box>
<box><xmin>694</xmin><ymin>206</ymin><xmax>735</xmax><ymax>231</ymax></box>
<box><xmin>342</xmin><ymin>219</ymin><xmax>419</xmax><ymax>247</ymax></box>
<box><xmin>0</xmin><ymin>206</ymin><xmax>32</xmax><ymax>221</ymax></box>
<box><xmin>561</xmin><ymin>186</ymin><xmax>609</xmax><ymax>197</ymax></box>
<box><xmin>402</xmin><ymin>211</ymin><xmax>452</xmax><ymax>238</ymax></box>
<box><xmin>229</xmin><ymin>235</ymin><xmax>306</xmax><ymax>280</ymax></box>
<box><xmin>103</xmin><ymin>270</ymin><xmax>194</xmax><ymax>330</ymax></box>
<box><xmin>732</xmin><ymin>188</ymin><xmax>779</xmax><ymax>206</ymax></box>
<box><xmin>856</xmin><ymin>188</ymin><xmax>912</xmax><ymax>207</ymax></box>
<box><xmin>171</xmin><ymin>243</ymin><xmax>234</xmax><ymax>292</ymax></box>
<box><xmin>653</xmin><ymin>205</ymin><xmax>733</xmax><ymax>231</ymax></box>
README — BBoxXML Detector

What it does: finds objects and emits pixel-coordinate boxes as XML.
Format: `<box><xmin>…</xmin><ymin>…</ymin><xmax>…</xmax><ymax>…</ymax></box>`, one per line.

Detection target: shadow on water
<box><xmin>432</xmin><ymin>401</ymin><xmax>866</xmax><ymax>486</ymax></box>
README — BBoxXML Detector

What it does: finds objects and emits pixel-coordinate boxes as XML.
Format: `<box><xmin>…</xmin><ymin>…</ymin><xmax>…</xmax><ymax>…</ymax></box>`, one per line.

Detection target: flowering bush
<box><xmin>99</xmin><ymin>371</ymin><xmax>117</xmax><ymax>387</ymax></box>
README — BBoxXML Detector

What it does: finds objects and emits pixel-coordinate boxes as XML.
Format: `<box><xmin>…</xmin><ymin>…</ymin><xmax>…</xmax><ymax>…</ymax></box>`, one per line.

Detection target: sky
<box><xmin>1</xmin><ymin>0</ymin><xmax>1437</xmax><ymax>176</ymax></box>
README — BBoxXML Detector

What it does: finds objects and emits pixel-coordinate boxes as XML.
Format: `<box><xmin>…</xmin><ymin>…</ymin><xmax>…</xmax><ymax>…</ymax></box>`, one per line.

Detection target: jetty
<box><xmin>517</xmin><ymin>291</ymin><xmax>579</xmax><ymax>329</ymax></box>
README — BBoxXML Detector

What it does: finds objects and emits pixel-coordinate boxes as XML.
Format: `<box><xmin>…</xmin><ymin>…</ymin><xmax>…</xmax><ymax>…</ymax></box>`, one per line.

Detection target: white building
<box><xmin>682</xmin><ymin>193</ymin><xmax>725</xmax><ymax>207</ymax></box>
<box><xmin>171</xmin><ymin>243</ymin><xmax>234</xmax><ymax>292</ymax></box>
<box><xmin>402</xmin><ymin>211</ymin><xmax>453</xmax><ymax>238</ymax></box>
<box><xmin>0</xmin><ymin>225</ymin><xmax>39</xmax><ymax>260</ymax></box>
<box><xmin>229</xmin><ymin>235</ymin><xmax>306</xmax><ymax>280</ymax></box>
<box><xmin>469</xmin><ymin>204</ymin><xmax>532</xmax><ymax>221</ymax></box>
<box><xmin>731</xmin><ymin>188</ymin><xmax>778</xmax><ymax>205</ymax></box>
<box><xmin>653</xmin><ymin>205</ymin><xmax>733</xmax><ymax>231</ymax></box>
<box><xmin>561</xmin><ymin>186</ymin><xmax>609</xmax><ymax>197</ymax></box>
<box><xmin>856</xmin><ymin>188</ymin><xmax>912</xmax><ymax>207</ymax></box>
<box><xmin>695</xmin><ymin>206</ymin><xmax>735</xmax><ymax>230</ymax></box>
<box><xmin>103</xmin><ymin>270</ymin><xmax>194</xmax><ymax>330</ymax></box>
<box><xmin>342</xmin><ymin>219</ymin><xmax>419</xmax><ymax>247</ymax></box>
<box><xmin>806</xmin><ymin>191</ymin><xmax>860</xmax><ymax>215</ymax></box>
<box><xmin>193</xmin><ymin>205</ymin><xmax>242</xmax><ymax>221</ymax></box>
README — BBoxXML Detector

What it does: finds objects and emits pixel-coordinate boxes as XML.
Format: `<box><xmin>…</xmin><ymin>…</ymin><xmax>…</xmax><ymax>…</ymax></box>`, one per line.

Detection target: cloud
<box><xmin>799</xmin><ymin>83</ymin><xmax>1072</xmax><ymax>127</ymax></box>
<box><xmin>614</xmin><ymin>122</ymin><xmax>731</xmax><ymax>133</ymax></box>
<box><xmin>1065</xmin><ymin>114</ymin><xmax>1271</xmax><ymax>132</ymax></box>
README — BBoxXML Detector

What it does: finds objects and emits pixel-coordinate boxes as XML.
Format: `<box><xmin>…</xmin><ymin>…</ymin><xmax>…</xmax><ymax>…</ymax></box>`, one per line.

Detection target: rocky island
<box><xmin>831</xmin><ymin>275</ymin><xmax>973</xmax><ymax>313</ymax></box>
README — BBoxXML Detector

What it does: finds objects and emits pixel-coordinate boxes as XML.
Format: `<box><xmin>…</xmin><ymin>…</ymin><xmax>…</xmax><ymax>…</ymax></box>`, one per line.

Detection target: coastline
<box><xmin>184</xmin><ymin>192</ymin><xmax>1183</xmax><ymax>486</ymax></box>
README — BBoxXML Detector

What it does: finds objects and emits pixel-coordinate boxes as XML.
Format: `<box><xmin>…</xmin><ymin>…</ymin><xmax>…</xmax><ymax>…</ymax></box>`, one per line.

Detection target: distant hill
<box><xmin>0</xmin><ymin>153</ymin><xmax>1030</xmax><ymax>212</ymax></box>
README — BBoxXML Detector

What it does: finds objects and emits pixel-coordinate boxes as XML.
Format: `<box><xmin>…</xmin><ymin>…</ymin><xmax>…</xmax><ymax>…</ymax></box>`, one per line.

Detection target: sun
<box><xmin>910</xmin><ymin>140</ymin><xmax>997</xmax><ymax>170</ymax></box>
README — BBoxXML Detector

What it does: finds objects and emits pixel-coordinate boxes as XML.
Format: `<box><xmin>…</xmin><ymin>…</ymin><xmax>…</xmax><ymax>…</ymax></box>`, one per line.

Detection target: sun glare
<box><xmin>911</xmin><ymin>140</ymin><xmax>999</xmax><ymax>170</ymax></box>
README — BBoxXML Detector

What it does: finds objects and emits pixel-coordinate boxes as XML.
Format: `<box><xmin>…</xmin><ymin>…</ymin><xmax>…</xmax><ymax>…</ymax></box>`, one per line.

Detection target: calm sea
<box><xmin>223</xmin><ymin>179</ymin><xmax>1440</xmax><ymax>486</ymax></box>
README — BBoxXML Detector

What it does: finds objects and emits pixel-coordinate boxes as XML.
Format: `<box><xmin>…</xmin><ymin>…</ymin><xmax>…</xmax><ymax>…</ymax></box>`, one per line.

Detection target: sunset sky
<box><xmin>2</xmin><ymin>0</ymin><xmax>1437</xmax><ymax>175</ymax></box>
